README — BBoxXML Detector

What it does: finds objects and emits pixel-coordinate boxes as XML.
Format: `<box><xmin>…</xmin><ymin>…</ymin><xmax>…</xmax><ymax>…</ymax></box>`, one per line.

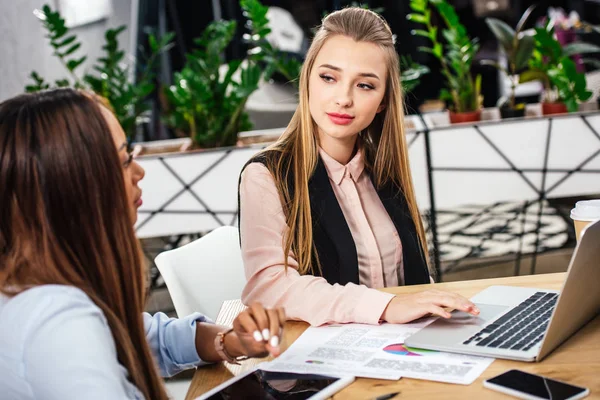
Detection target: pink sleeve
<box><xmin>239</xmin><ymin>163</ymin><xmax>395</xmax><ymax>326</ymax></box>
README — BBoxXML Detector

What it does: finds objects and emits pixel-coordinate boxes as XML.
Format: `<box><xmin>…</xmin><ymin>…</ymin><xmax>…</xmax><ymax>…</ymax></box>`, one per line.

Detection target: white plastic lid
<box><xmin>570</xmin><ymin>200</ymin><xmax>600</xmax><ymax>221</ymax></box>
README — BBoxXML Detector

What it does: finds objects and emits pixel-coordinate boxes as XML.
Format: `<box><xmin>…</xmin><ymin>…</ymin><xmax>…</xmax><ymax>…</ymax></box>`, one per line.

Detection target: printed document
<box><xmin>261</xmin><ymin>320</ymin><xmax>494</xmax><ymax>384</ymax></box>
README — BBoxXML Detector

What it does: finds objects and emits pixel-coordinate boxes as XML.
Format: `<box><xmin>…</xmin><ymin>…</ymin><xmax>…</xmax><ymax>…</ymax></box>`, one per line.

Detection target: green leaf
<box><xmin>435</xmin><ymin>2</ymin><xmax>461</xmax><ymax>31</ymax></box>
<box><xmin>580</xmin><ymin>89</ymin><xmax>592</xmax><ymax>102</ymax></box>
<box><xmin>39</xmin><ymin>5</ymin><xmax>52</xmax><ymax>19</ymax></box>
<box><xmin>433</xmin><ymin>43</ymin><xmax>443</xmax><ymax>59</ymax></box>
<box><xmin>111</xmin><ymin>25</ymin><xmax>127</xmax><ymax>38</ymax></box>
<box><xmin>429</xmin><ymin>26</ymin><xmax>438</xmax><ymax>42</ymax></box>
<box><xmin>407</xmin><ymin>13</ymin><xmax>428</xmax><ymax>25</ymax></box>
<box><xmin>485</xmin><ymin>18</ymin><xmax>515</xmax><ymax>53</ymax></box>
<box><xmin>221</xmin><ymin>60</ymin><xmax>242</xmax><ymax>91</ymax></box>
<box><xmin>560</xmin><ymin>57</ymin><xmax>578</xmax><ymax>79</ymax></box>
<box><xmin>55</xmin><ymin>35</ymin><xmax>77</xmax><ymax>47</ymax></box>
<box><xmin>519</xmin><ymin>69</ymin><xmax>546</xmax><ymax>83</ymax></box>
<box><xmin>136</xmin><ymin>82</ymin><xmax>155</xmax><ymax>98</ymax></box>
<box><xmin>25</xmin><ymin>70</ymin><xmax>51</xmax><ymax>92</ymax></box>
<box><xmin>61</xmin><ymin>42</ymin><xmax>81</xmax><ymax>56</ymax></box>
<box><xmin>439</xmin><ymin>88</ymin><xmax>453</xmax><ymax>102</ymax></box>
<box><xmin>66</xmin><ymin>56</ymin><xmax>87</xmax><ymax>71</ymax></box>
<box><xmin>474</xmin><ymin>74</ymin><xmax>482</xmax><ymax>109</ymax></box>
<box><xmin>412</xmin><ymin>29</ymin><xmax>431</xmax><ymax>39</ymax></box>
<box><xmin>148</xmin><ymin>34</ymin><xmax>158</xmax><ymax>52</ymax></box>
<box><xmin>54</xmin><ymin>78</ymin><xmax>70</xmax><ymax>87</ymax></box>
<box><xmin>400</xmin><ymin>55</ymin><xmax>429</xmax><ymax>93</ymax></box>
<box><xmin>514</xmin><ymin>34</ymin><xmax>535</xmax><ymax>70</ymax></box>
<box><xmin>563</xmin><ymin>42</ymin><xmax>600</xmax><ymax>57</ymax></box>
<box><xmin>535</xmin><ymin>25</ymin><xmax>563</xmax><ymax>62</ymax></box>
<box><xmin>409</xmin><ymin>0</ymin><xmax>427</xmax><ymax>12</ymax></box>
<box><xmin>516</xmin><ymin>4</ymin><xmax>536</xmax><ymax>34</ymax></box>
<box><xmin>50</xmin><ymin>24</ymin><xmax>68</xmax><ymax>40</ymax></box>
<box><xmin>417</xmin><ymin>46</ymin><xmax>435</xmax><ymax>56</ymax></box>
<box><xmin>564</xmin><ymin>97</ymin><xmax>578</xmax><ymax>113</ymax></box>
<box><xmin>582</xmin><ymin>58</ymin><xmax>600</xmax><ymax>69</ymax></box>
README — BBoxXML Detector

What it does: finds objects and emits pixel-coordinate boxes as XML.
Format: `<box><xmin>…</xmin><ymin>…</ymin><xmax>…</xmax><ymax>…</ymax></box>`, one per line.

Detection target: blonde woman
<box><xmin>239</xmin><ymin>7</ymin><xmax>480</xmax><ymax>326</ymax></box>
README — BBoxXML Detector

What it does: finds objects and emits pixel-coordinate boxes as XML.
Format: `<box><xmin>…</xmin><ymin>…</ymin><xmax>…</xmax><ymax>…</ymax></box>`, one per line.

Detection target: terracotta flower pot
<box><xmin>542</xmin><ymin>102</ymin><xmax>568</xmax><ymax>116</ymax></box>
<box><xmin>449</xmin><ymin>109</ymin><xmax>482</xmax><ymax>124</ymax></box>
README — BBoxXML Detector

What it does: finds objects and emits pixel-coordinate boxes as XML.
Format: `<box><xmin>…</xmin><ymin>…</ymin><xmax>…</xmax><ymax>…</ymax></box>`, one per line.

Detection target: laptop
<box><xmin>405</xmin><ymin>219</ymin><xmax>600</xmax><ymax>362</ymax></box>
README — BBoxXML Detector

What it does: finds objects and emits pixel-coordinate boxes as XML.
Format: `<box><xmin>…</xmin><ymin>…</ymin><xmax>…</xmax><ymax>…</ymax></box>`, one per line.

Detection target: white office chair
<box><xmin>154</xmin><ymin>226</ymin><xmax>247</xmax><ymax>321</ymax></box>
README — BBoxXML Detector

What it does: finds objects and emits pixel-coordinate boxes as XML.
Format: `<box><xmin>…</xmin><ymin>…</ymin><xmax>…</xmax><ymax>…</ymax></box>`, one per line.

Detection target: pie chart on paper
<box><xmin>382</xmin><ymin>343</ymin><xmax>437</xmax><ymax>356</ymax></box>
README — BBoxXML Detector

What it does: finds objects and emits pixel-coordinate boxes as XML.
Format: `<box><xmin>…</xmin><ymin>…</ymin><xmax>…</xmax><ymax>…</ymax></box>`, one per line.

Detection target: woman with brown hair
<box><xmin>239</xmin><ymin>7</ymin><xmax>480</xmax><ymax>326</ymax></box>
<box><xmin>0</xmin><ymin>88</ymin><xmax>284</xmax><ymax>399</ymax></box>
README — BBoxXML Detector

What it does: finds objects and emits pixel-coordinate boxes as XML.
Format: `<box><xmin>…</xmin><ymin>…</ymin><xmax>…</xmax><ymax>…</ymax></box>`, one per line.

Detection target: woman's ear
<box><xmin>377</xmin><ymin>102</ymin><xmax>386</xmax><ymax>113</ymax></box>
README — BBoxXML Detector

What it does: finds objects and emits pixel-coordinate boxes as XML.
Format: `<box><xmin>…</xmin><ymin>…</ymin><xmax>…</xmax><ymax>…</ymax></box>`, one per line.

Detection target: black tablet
<box><xmin>194</xmin><ymin>367</ymin><xmax>354</xmax><ymax>400</ymax></box>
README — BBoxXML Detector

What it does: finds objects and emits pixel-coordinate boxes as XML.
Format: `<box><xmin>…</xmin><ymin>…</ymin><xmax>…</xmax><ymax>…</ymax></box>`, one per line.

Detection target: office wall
<box><xmin>0</xmin><ymin>0</ymin><xmax>132</xmax><ymax>101</ymax></box>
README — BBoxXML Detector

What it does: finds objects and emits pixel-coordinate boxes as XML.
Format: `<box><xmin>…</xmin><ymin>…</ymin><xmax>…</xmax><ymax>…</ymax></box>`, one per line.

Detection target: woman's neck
<box><xmin>318</xmin><ymin>131</ymin><xmax>359</xmax><ymax>165</ymax></box>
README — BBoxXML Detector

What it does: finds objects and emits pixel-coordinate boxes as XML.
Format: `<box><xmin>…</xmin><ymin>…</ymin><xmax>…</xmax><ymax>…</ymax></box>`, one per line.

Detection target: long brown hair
<box><xmin>261</xmin><ymin>7</ymin><xmax>430</xmax><ymax>276</ymax></box>
<box><xmin>0</xmin><ymin>88</ymin><xmax>168</xmax><ymax>399</ymax></box>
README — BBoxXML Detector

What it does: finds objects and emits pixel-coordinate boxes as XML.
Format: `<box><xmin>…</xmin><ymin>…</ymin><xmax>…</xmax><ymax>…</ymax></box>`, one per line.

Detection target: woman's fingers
<box><xmin>249</xmin><ymin>303</ymin><xmax>271</xmax><ymax>341</ymax></box>
<box><xmin>267</xmin><ymin>308</ymin><xmax>280</xmax><ymax>348</ymax></box>
<box><xmin>277</xmin><ymin>308</ymin><xmax>286</xmax><ymax>332</ymax></box>
<box><xmin>265</xmin><ymin>308</ymin><xmax>287</xmax><ymax>356</ymax></box>
<box><xmin>232</xmin><ymin>304</ymin><xmax>287</xmax><ymax>359</ymax></box>
<box><xmin>237</xmin><ymin>304</ymin><xmax>286</xmax><ymax>344</ymax></box>
<box><xmin>428</xmin><ymin>304</ymin><xmax>451</xmax><ymax>319</ymax></box>
<box><xmin>423</xmin><ymin>291</ymin><xmax>479</xmax><ymax>315</ymax></box>
<box><xmin>234</xmin><ymin>309</ymin><xmax>262</xmax><ymax>342</ymax></box>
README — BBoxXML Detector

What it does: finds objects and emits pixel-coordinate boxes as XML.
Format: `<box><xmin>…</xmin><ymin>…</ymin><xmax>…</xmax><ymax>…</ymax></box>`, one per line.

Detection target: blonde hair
<box><xmin>262</xmin><ymin>7</ymin><xmax>430</xmax><ymax>276</ymax></box>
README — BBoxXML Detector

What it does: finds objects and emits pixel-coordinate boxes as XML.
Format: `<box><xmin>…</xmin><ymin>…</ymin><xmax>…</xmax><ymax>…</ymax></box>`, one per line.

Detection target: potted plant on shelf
<box><xmin>241</xmin><ymin>0</ymin><xmax>303</xmax><ymax>88</ymax></box>
<box><xmin>164</xmin><ymin>20</ymin><xmax>261</xmax><ymax>149</ymax></box>
<box><xmin>481</xmin><ymin>5</ymin><xmax>536</xmax><ymax>119</ymax></box>
<box><xmin>408</xmin><ymin>0</ymin><xmax>482</xmax><ymax>124</ymax></box>
<box><xmin>25</xmin><ymin>4</ymin><xmax>173</xmax><ymax>142</ymax></box>
<box><xmin>520</xmin><ymin>21</ymin><xmax>600</xmax><ymax>115</ymax></box>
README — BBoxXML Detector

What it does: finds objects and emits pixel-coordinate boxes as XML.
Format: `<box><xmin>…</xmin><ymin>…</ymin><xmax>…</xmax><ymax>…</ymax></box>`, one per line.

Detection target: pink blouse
<box><xmin>239</xmin><ymin>148</ymin><xmax>403</xmax><ymax>326</ymax></box>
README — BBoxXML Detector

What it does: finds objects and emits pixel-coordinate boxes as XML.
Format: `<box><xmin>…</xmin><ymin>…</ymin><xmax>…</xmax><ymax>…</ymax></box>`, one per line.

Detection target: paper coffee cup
<box><xmin>570</xmin><ymin>200</ymin><xmax>600</xmax><ymax>241</ymax></box>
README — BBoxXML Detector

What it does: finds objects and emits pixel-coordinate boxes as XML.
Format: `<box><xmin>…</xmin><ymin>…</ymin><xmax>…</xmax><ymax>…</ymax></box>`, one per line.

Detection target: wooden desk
<box><xmin>186</xmin><ymin>273</ymin><xmax>600</xmax><ymax>399</ymax></box>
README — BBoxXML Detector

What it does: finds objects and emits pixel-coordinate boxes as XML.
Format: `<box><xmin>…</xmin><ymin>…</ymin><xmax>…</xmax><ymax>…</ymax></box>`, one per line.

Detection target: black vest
<box><xmin>238</xmin><ymin>152</ymin><xmax>430</xmax><ymax>287</ymax></box>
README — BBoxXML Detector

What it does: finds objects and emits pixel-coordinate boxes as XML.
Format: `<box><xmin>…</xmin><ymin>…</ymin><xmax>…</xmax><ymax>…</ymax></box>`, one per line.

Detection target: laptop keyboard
<box><xmin>462</xmin><ymin>291</ymin><xmax>558</xmax><ymax>351</ymax></box>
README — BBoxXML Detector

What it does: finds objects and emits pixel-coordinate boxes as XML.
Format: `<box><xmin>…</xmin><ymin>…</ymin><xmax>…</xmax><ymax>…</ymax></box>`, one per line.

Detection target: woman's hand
<box><xmin>381</xmin><ymin>290</ymin><xmax>480</xmax><ymax>324</ymax></box>
<box><xmin>225</xmin><ymin>303</ymin><xmax>286</xmax><ymax>358</ymax></box>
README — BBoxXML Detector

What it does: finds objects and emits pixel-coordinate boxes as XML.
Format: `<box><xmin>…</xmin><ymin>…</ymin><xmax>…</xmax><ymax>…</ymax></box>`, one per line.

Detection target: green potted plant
<box><xmin>520</xmin><ymin>22</ymin><xmax>600</xmax><ymax>115</ymax></box>
<box><xmin>25</xmin><ymin>4</ymin><xmax>173</xmax><ymax>142</ymax></box>
<box><xmin>164</xmin><ymin>20</ymin><xmax>261</xmax><ymax>148</ymax></box>
<box><xmin>241</xmin><ymin>0</ymin><xmax>303</xmax><ymax>88</ymax></box>
<box><xmin>408</xmin><ymin>0</ymin><xmax>482</xmax><ymax>124</ymax></box>
<box><xmin>400</xmin><ymin>55</ymin><xmax>430</xmax><ymax>94</ymax></box>
<box><xmin>482</xmin><ymin>5</ymin><xmax>536</xmax><ymax>119</ymax></box>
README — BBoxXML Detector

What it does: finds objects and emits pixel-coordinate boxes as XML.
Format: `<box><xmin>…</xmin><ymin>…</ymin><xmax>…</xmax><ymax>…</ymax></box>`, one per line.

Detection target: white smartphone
<box><xmin>194</xmin><ymin>367</ymin><xmax>354</xmax><ymax>400</ymax></box>
<box><xmin>484</xmin><ymin>369</ymin><xmax>589</xmax><ymax>400</ymax></box>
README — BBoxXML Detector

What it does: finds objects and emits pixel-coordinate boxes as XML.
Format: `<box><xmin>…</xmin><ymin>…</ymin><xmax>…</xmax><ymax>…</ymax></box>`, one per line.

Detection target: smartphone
<box><xmin>484</xmin><ymin>369</ymin><xmax>589</xmax><ymax>400</ymax></box>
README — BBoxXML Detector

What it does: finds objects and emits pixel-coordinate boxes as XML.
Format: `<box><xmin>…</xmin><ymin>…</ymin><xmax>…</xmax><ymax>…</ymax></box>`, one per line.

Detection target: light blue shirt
<box><xmin>0</xmin><ymin>285</ymin><xmax>212</xmax><ymax>399</ymax></box>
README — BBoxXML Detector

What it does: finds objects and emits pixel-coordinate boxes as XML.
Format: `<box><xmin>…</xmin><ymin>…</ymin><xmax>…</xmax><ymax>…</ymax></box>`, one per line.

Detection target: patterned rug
<box><xmin>424</xmin><ymin>200</ymin><xmax>570</xmax><ymax>273</ymax></box>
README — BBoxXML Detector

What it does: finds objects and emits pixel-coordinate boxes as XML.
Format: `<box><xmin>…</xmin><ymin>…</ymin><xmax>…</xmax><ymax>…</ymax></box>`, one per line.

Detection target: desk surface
<box><xmin>186</xmin><ymin>273</ymin><xmax>600</xmax><ymax>399</ymax></box>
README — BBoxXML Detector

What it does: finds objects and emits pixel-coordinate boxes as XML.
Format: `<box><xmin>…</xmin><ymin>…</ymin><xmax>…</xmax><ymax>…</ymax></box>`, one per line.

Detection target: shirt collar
<box><xmin>318</xmin><ymin>146</ymin><xmax>365</xmax><ymax>185</ymax></box>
